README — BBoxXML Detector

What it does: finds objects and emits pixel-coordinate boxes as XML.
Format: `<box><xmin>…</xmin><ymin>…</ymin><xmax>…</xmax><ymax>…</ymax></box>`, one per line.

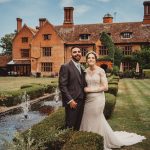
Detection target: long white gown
<box><xmin>80</xmin><ymin>67</ymin><xmax>146</xmax><ymax>150</ymax></box>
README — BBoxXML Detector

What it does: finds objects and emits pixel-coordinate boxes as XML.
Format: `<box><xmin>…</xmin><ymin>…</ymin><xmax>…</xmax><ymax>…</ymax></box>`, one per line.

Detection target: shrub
<box><xmin>143</xmin><ymin>69</ymin><xmax>150</xmax><ymax>78</ymax></box>
<box><xmin>106</xmin><ymin>83</ymin><xmax>118</xmax><ymax>96</ymax></box>
<box><xmin>104</xmin><ymin>93</ymin><xmax>116</xmax><ymax>119</ymax></box>
<box><xmin>45</xmin><ymin>83</ymin><xmax>58</xmax><ymax>93</ymax></box>
<box><xmin>20</xmin><ymin>84</ymin><xmax>33</xmax><ymax>89</ymax></box>
<box><xmin>62</xmin><ymin>131</ymin><xmax>103</xmax><ymax>150</ymax></box>
<box><xmin>20</xmin><ymin>108</ymin><xmax>104</xmax><ymax>150</ymax></box>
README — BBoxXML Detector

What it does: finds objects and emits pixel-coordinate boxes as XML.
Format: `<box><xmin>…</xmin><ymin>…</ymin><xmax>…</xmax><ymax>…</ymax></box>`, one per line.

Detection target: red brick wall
<box><xmin>31</xmin><ymin>22</ymin><xmax>64</xmax><ymax>76</ymax></box>
<box><xmin>13</xmin><ymin>26</ymin><xmax>32</xmax><ymax>60</ymax></box>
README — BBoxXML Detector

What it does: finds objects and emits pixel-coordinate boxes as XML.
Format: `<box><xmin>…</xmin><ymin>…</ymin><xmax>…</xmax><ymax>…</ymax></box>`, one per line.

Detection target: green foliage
<box><xmin>106</xmin><ymin>83</ymin><xmax>118</xmax><ymax>96</ymax></box>
<box><xmin>114</xmin><ymin>47</ymin><xmax>123</xmax><ymax>67</ymax></box>
<box><xmin>20</xmin><ymin>84</ymin><xmax>33</xmax><ymax>89</ymax></box>
<box><xmin>0</xmin><ymin>33</ymin><xmax>15</xmax><ymax>55</ymax></box>
<box><xmin>20</xmin><ymin>108</ymin><xmax>103</xmax><ymax>150</ymax></box>
<box><xmin>143</xmin><ymin>69</ymin><xmax>150</xmax><ymax>78</ymax></box>
<box><xmin>112</xmin><ymin>66</ymin><xmax>119</xmax><ymax>75</ymax></box>
<box><xmin>100</xmin><ymin>32</ymin><xmax>115</xmax><ymax>62</ymax></box>
<box><xmin>62</xmin><ymin>131</ymin><xmax>103</xmax><ymax>150</ymax></box>
<box><xmin>132</xmin><ymin>46</ymin><xmax>150</xmax><ymax>69</ymax></box>
<box><xmin>104</xmin><ymin>93</ymin><xmax>116</xmax><ymax>119</ymax></box>
<box><xmin>0</xmin><ymin>83</ymin><xmax>57</xmax><ymax>107</ymax></box>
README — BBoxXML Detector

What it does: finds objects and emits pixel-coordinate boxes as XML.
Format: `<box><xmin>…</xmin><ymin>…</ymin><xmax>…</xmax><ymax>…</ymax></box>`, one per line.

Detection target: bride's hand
<box><xmin>84</xmin><ymin>87</ymin><xmax>91</xmax><ymax>93</ymax></box>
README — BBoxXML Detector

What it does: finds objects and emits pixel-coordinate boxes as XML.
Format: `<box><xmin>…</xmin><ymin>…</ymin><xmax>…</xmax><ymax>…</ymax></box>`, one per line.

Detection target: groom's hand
<box><xmin>70</xmin><ymin>100</ymin><xmax>77</xmax><ymax>109</ymax></box>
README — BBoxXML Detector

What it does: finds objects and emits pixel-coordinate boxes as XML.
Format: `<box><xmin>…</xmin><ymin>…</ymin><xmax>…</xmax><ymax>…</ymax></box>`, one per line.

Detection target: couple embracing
<box><xmin>59</xmin><ymin>47</ymin><xmax>145</xmax><ymax>150</ymax></box>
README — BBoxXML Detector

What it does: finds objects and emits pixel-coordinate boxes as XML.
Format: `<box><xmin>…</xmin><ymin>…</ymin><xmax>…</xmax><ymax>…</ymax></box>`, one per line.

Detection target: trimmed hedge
<box><xmin>104</xmin><ymin>93</ymin><xmax>116</xmax><ymax>119</ymax></box>
<box><xmin>0</xmin><ymin>83</ymin><xmax>58</xmax><ymax>107</ymax></box>
<box><xmin>62</xmin><ymin>131</ymin><xmax>103</xmax><ymax>150</ymax></box>
<box><xmin>19</xmin><ymin>108</ymin><xmax>103</xmax><ymax>150</ymax></box>
<box><xmin>143</xmin><ymin>69</ymin><xmax>150</xmax><ymax>78</ymax></box>
<box><xmin>106</xmin><ymin>83</ymin><xmax>118</xmax><ymax>96</ymax></box>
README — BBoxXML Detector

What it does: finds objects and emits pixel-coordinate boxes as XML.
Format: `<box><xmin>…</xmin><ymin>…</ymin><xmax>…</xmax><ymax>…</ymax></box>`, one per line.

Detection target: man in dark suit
<box><xmin>59</xmin><ymin>47</ymin><xmax>86</xmax><ymax>130</ymax></box>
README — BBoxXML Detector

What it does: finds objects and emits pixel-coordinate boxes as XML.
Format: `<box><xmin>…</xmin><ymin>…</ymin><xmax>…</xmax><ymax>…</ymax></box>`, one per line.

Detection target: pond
<box><xmin>0</xmin><ymin>90</ymin><xmax>62</xmax><ymax>148</ymax></box>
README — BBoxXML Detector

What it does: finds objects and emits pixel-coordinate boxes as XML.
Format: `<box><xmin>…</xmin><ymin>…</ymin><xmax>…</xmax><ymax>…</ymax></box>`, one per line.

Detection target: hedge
<box><xmin>0</xmin><ymin>83</ymin><xmax>57</xmax><ymax>107</ymax></box>
<box><xmin>106</xmin><ymin>83</ymin><xmax>118</xmax><ymax>96</ymax></box>
<box><xmin>104</xmin><ymin>93</ymin><xmax>116</xmax><ymax>119</ymax></box>
<box><xmin>143</xmin><ymin>69</ymin><xmax>150</xmax><ymax>78</ymax></box>
<box><xmin>62</xmin><ymin>131</ymin><xmax>103</xmax><ymax>150</ymax></box>
<box><xmin>18</xmin><ymin>108</ymin><xmax>104</xmax><ymax>150</ymax></box>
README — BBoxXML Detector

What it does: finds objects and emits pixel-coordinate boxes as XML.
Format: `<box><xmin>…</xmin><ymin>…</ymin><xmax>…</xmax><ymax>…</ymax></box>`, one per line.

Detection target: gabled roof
<box><xmin>13</xmin><ymin>24</ymin><xmax>38</xmax><ymax>41</ymax></box>
<box><xmin>55</xmin><ymin>22</ymin><xmax>150</xmax><ymax>44</ymax></box>
<box><xmin>31</xmin><ymin>20</ymin><xmax>64</xmax><ymax>42</ymax></box>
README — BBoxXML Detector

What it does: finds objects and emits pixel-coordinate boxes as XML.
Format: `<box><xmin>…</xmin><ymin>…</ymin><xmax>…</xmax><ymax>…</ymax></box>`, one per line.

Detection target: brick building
<box><xmin>0</xmin><ymin>55</ymin><xmax>11</xmax><ymax>76</ymax></box>
<box><xmin>8</xmin><ymin>1</ymin><xmax>150</xmax><ymax>76</ymax></box>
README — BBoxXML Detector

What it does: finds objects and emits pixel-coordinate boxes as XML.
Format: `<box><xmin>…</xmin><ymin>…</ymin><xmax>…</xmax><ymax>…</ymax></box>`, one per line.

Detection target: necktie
<box><xmin>77</xmin><ymin>64</ymin><xmax>81</xmax><ymax>74</ymax></box>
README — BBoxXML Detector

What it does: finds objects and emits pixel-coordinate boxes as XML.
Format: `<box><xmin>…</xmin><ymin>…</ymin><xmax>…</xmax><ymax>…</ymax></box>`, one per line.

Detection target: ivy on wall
<box><xmin>100</xmin><ymin>32</ymin><xmax>115</xmax><ymax>62</ymax></box>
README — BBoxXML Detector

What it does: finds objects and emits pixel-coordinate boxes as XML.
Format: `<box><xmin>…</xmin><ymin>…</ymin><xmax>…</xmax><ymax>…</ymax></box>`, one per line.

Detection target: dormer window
<box><xmin>121</xmin><ymin>32</ymin><xmax>132</xmax><ymax>39</ymax></box>
<box><xmin>43</xmin><ymin>34</ymin><xmax>51</xmax><ymax>40</ymax></box>
<box><xmin>22</xmin><ymin>37</ymin><xmax>28</xmax><ymax>43</ymax></box>
<box><xmin>80</xmin><ymin>34</ymin><xmax>90</xmax><ymax>40</ymax></box>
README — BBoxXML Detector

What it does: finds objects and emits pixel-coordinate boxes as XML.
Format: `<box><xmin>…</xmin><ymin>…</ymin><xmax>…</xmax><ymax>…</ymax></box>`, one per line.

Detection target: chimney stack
<box><xmin>143</xmin><ymin>1</ymin><xmax>150</xmax><ymax>24</ymax></box>
<box><xmin>63</xmin><ymin>7</ymin><xmax>74</xmax><ymax>27</ymax></box>
<box><xmin>16</xmin><ymin>18</ymin><xmax>22</xmax><ymax>32</ymax></box>
<box><xmin>103</xmin><ymin>13</ymin><xmax>113</xmax><ymax>23</ymax></box>
<box><xmin>39</xmin><ymin>18</ymin><xmax>46</xmax><ymax>27</ymax></box>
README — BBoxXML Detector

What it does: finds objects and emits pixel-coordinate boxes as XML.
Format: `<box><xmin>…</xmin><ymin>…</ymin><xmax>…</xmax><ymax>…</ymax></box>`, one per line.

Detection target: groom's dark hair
<box><xmin>71</xmin><ymin>46</ymin><xmax>81</xmax><ymax>52</ymax></box>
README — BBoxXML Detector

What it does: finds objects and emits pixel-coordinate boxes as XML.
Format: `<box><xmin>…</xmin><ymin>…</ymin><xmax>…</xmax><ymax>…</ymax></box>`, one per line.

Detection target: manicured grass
<box><xmin>0</xmin><ymin>77</ymin><xmax>58</xmax><ymax>91</ymax></box>
<box><xmin>108</xmin><ymin>79</ymin><xmax>150</xmax><ymax>150</ymax></box>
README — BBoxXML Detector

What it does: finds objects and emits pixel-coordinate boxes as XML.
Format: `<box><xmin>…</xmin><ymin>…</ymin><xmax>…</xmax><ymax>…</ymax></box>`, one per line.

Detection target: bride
<box><xmin>80</xmin><ymin>51</ymin><xmax>146</xmax><ymax>150</ymax></box>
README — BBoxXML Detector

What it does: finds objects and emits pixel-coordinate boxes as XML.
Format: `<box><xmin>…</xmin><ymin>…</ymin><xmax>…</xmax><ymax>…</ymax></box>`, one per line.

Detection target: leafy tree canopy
<box><xmin>0</xmin><ymin>33</ymin><xmax>15</xmax><ymax>55</ymax></box>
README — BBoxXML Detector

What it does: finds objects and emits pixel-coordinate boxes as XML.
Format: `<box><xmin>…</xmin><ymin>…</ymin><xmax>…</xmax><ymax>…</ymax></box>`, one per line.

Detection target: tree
<box><xmin>132</xmin><ymin>46</ymin><xmax>150</xmax><ymax>69</ymax></box>
<box><xmin>100</xmin><ymin>32</ymin><xmax>115</xmax><ymax>64</ymax></box>
<box><xmin>114</xmin><ymin>47</ymin><xmax>123</xmax><ymax>67</ymax></box>
<box><xmin>0</xmin><ymin>33</ymin><xmax>15</xmax><ymax>55</ymax></box>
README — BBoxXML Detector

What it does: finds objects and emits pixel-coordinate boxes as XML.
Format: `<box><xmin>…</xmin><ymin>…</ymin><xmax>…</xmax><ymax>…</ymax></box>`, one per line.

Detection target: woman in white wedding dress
<box><xmin>80</xmin><ymin>51</ymin><xmax>146</xmax><ymax>150</ymax></box>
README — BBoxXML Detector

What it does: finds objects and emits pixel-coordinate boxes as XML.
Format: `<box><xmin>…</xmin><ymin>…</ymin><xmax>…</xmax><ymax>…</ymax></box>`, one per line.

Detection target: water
<box><xmin>0</xmin><ymin>88</ymin><xmax>62</xmax><ymax>148</ymax></box>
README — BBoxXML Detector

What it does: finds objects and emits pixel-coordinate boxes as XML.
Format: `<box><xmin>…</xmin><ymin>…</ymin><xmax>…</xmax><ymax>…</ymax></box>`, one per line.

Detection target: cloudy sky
<box><xmin>0</xmin><ymin>0</ymin><xmax>146</xmax><ymax>48</ymax></box>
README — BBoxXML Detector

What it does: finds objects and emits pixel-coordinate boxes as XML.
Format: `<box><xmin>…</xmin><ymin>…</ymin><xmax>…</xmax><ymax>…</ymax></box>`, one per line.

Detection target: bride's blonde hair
<box><xmin>86</xmin><ymin>51</ymin><xmax>97</xmax><ymax>61</ymax></box>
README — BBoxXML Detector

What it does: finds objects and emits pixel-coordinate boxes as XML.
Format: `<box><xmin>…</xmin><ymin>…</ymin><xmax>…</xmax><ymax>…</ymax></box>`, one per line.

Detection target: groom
<box><xmin>59</xmin><ymin>47</ymin><xmax>86</xmax><ymax>130</ymax></box>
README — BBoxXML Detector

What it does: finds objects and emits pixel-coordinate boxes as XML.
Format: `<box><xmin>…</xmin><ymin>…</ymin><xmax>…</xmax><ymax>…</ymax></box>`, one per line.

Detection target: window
<box><xmin>22</xmin><ymin>37</ymin><xmax>28</xmax><ymax>43</ymax></box>
<box><xmin>99</xmin><ymin>46</ymin><xmax>108</xmax><ymax>55</ymax></box>
<box><xmin>43</xmin><ymin>34</ymin><xmax>51</xmax><ymax>40</ymax></box>
<box><xmin>121</xmin><ymin>32</ymin><xmax>132</xmax><ymax>39</ymax></box>
<box><xmin>123</xmin><ymin>62</ymin><xmax>131</xmax><ymax>71</ymax></box>
<box><xmin>42</xmin><ymin>47</ymin><xmax>52</xmax><ymax>56</ymax></box>
<box><xmin>41</xmin><ymin>62</ymin><xmax>52</xmax><ymax>72</ymax></box>
<box><xmin>21</xmin><ymin>49</ymin><xmax>29</xmax><ymax>58</ymax></box>
<box><xmin>81</xmin><ymin>48</ymin><xmax>88</xmax><ymax>56</ymax></box>
<box><xmin>122</xmin><ymin>45</ymin><xmax>132</xmax><ymax>55</ymax></box>
<box><xmin>80</xmin><ymin>34</ymin><xmax>90</xmax><ymax>40</ymax></box>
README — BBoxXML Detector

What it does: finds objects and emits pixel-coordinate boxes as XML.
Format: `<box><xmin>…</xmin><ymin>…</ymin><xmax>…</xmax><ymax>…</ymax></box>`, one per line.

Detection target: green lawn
<box><xmin>0</xmin><ymin>77</ymin><xmax>58</xmax><ymax>91</ymax></box>
<box><xmin>108</xmin><ymin>79</ymin><xmax>150</xmax><ymax>150</ymax></box>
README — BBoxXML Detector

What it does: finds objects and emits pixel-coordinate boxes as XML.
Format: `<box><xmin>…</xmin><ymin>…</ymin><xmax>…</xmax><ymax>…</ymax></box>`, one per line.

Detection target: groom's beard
<box><xmin>72</xmin><ymin>55</ymin><xmax>81</xmax><ymax>62</ymax></box>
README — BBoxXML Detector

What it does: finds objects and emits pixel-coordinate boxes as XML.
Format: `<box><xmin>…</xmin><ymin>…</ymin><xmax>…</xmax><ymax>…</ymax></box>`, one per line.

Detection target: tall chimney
<box><xmin>39</xmin><ymin>18</ymin><xmax>46</xmax><ymax>27</ymax></box>
<box><xmin>143</xmin><ymin>1</ymin><xmax>150</xmax><ymax>24</ymax></box>
<box><xmin>63</xmin><ymin>7</ymin><xmax>74</xmax><ymax>27</ymax></box>
<box><xmin>103</xmin><ymin>13</ymin><xmax>113</xmax><ymax>23</ymax></box>
<box><xmin>16</xmin><ymin>18</ymin><xmax>22</xmax><ymax>32</ymax></box>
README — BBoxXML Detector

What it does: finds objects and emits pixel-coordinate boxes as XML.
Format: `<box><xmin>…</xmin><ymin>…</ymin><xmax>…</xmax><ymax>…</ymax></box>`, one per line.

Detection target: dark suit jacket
<box><xmin>59</xmin><ymin>60</ymin><xmax>86</xmax><ymax>106</ymax></box>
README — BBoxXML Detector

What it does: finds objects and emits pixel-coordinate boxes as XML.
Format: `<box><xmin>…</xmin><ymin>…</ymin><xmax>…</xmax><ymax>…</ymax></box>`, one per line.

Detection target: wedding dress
<box><xmin>80</xmin><ymin>67</ymin><xmax>146</xmax><ymax>150</ymax></box>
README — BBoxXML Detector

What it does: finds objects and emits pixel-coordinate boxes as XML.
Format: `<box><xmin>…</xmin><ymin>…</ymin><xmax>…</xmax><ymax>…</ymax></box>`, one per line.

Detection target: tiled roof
<box><xmin>0</xmin><ymin>55</ymin><xmax>12</xmax><ymax>67</ymax></box>
<box><xmin>55</xmin><ymin>22</ymin><xmax>150</xmax><ymax>44</ymax></box>
<box><xmin>28</xmin><ymin>26</ymin><xmax>38</xmax><ymax>35</ymax></box>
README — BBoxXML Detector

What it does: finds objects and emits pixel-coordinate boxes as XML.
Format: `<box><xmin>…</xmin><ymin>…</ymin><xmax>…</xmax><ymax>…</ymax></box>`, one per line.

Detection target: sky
<box><xmin>0</xmin><ymin>0</ymin><xmax>146</xmax><ymax>52</ymax></box>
